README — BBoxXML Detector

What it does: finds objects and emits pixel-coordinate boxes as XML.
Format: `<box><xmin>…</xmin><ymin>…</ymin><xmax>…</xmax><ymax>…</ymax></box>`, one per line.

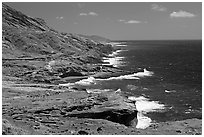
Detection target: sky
<box><xmin>4</xmin><ymin>2</ymin><xmax>202</xmax><ymax>40</ymax></box>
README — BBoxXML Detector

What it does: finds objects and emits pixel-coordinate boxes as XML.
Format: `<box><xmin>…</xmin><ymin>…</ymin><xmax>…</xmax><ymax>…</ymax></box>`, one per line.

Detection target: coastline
<box><xmin>2</xmin><ymin>3</ymin><xmax>202</xmax><ymax>135</ymax></box>
<box><xmin>2</xmin><ymin>42</ymin><xmax>202</xmax><ymax>135</ymax></box>
<box><xmin>2</xmin><ymin>74</ymin><xmax>202</xmax><ymax>135</ymax></box>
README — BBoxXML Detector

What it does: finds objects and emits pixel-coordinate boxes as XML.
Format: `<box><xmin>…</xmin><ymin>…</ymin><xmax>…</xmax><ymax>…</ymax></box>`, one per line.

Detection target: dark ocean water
<box><xmin>112</xmin><ymin>40</ymin><xmax>202</xmax><ymax>122</ymax></box>
<box><xmin>61</xmin><ymin>40</ymin><xmax>202</xmax><ymax>128</ymax></box>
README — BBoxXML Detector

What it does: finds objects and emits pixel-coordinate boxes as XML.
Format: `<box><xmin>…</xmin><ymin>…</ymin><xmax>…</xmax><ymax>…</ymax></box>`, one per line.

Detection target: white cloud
<box><xmin>88</xmin><ymin>12</ymin><xmax>98</xmax><ymax>16</ymax></box>
<box><xmin>151</xmin><ymin>4</ymin><xmax>167</xmax><ymax>11</ymax></box>
<box><xmin>125</xmin><ymin>20</ymin><xmax>142</xmax><ymax>24</ymax></box>
<box><xmin>79</xmin><ymin>13</ymin><xmax>87</xmax><ymax>16</ymax></box>
<box><xmin>118</xmin><ymin>19</ymin><xmax>144</xmax><ymax>24</ymax></box>
<box><xmin>170</xmin><ymin>10</ymin><xmax>196</xmax><ymax>18</ymax></box>
<box><xmin>56</xmin><ymin>16</ymin><xmax>64</xmax><ymax>19</ymax></box>
<box><xmin>79</xmin><ymin>12</ymin><xmax>98</xmax><ymax>16</ymax></box>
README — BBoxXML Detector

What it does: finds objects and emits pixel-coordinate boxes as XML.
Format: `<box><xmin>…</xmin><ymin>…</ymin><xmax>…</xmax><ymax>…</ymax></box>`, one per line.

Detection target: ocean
<box><xmin>60</xmin><ymin>40</ymin><xmax>202</xmax><ymax>129</ymax></box>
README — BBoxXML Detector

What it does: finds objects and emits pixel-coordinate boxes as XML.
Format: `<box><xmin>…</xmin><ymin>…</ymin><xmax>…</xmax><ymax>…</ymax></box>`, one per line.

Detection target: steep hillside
<box><xmin>2</xmin><ymin>3</ymin><xmax>116</xmax><ymax>84</ymax></box>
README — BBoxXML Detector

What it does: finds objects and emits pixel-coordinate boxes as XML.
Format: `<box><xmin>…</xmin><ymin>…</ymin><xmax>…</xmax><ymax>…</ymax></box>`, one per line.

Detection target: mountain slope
<box><xmin>2</xmin><ymin>3</ymin><xmax>112</xmax><ymax>58</ymax></box>
<box><xmin>2</xmin><ymin>3</ymin><xmax>115</xmax><ymax>84</ymax></box>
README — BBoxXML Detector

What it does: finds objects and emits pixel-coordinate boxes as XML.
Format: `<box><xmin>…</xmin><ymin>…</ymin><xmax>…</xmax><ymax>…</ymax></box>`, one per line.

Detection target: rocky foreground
<box><xmin>2</xmin><ymin>77</ymin><xmax>202</xmax><ymax>135</ymax></box>
<box><xmin>2</xmin><ymin>3</ymin><xmax>202</xmax><ymax>135</ymax></box>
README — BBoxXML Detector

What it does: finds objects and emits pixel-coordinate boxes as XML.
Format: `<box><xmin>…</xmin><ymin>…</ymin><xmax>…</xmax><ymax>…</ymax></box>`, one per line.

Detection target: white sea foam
<box><xmin>86</xmin><ymin>88</ymin><xmax>110</xmax><ymax>94</ymax></box>
<box><xmin>108</xmin><ymin>50</ymin><xmax>127</xmax><ymax>57</ymax></box>
<box><xmin>116</xmin><ymin>49</ymin><xmax>127</xmax><ymax>52</ymax></box>
<box><xmin>114</xmin><ymin>44</ymin><xmax>127</xmax><ymax>47</ymax></box>
<box><xmin>134</xmin><ymin>68</ymin><xmax>154</xmax><ymax>77</ymax></box>
<box><xmin>165</xmin><ymin>89</ymin><xmax>176</xmax><ymax>93</ymax></box>
<box><xmin>103</xmin><ymin>48</ymin><xmax>128</xmax><ymax>67</ymax></box>
<box><xmin>77</xmin><ymin>73</ymin><xmax>141</xmax><ymax>84</ymax></box>
<box><xmin>102</xmin><ymin>56</ymin><xmax>125</xmax><ymax>67</ymax></box>
<box><xmin>59</xmin><ymin>83</ymin><xmax>75</xmax><ymax>87</ymax></box>
<box><xmin>128</xmin><ymin>96</ymin><xmax>165</xmax><ymax>129</ymax></box>
<box><xmin>136</xmin><ymin>112</ymin><xmax>152</xmax><ymax>129</ymax></box>
<box><xmin>60</xmin><ymin>69</ymin><xmax>154</xmax><ymax>87</ymax></box>
<box><xmin>108</xmin><ymin>51</ymin><xmax>118</xmax><ymax>57</ymax></box>
<box><xmin>59</xmin><ymin>77</ymin><xmax>96</xmax><ymax>86</ymax></box>
<box><xmin>105</xmin><ymin>73</ymin><xmax>140</xmax><ymax>80</ymax></box>
<box><xmin>59</xmin><ymin>73</ymin><xmax>140</xmax><ymax>87</ymax></box>
<box><xmin>59</xmin><ymin>69</ymin><xmax>154</xmax><ymax>87</ymax></box>
<box><xmin>75</xmin><ymin>76</ymin><xmax>96</xmax><ymax>86</ymax></box>
<box><xmin>103</xmin><ymin>69</ymin><xmax>153</xmax><ymax>80</ymax></box>
<box><xmin>128</xmin><ymin>96</ymin><xmax>165</xmax><ymax>112</ymax></box>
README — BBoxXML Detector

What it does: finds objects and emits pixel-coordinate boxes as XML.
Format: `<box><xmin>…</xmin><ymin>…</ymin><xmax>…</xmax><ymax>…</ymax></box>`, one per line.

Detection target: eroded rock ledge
<box><xmin>2</xmin><ymin>81</ymin><xmax>137</xmax><ymax>135</ymax></box>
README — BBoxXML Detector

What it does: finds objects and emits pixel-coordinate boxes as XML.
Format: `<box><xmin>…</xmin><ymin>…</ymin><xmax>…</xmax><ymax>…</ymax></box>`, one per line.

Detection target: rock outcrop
<box><xmin>2</xmin><ymin>82</ymin><xmax>138</xmax><ymax>135</ymax></box>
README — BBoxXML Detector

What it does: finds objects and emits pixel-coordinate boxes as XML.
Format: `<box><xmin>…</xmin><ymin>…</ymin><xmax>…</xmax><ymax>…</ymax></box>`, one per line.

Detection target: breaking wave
<box><xmin>104</xmin><ymin>73</ymin><xmax>140</xmax><ymax>80</ymax></box>
<box><xmin>114</xmin><ymin>44</ymin><xmax>127</xmax><ymax>47</ymax></box>
<box><xmin>108</xmin><ymin>50</ymin><xmax>127</xmax><ymax>57</ymax></box>
<box><xmin>102</xmin><ymin>49</ymin><xmax>128</xmax><ymax>67</ymax></box>
<box><xmin>134</xmin><ymin>68</ymin><xmax>154</xmax><ymax>77</ymax></box>
<box><xmin>164</xmin><ymin>89</ymin><xmax>177</xmax><ymax>93</ymax></box>
<box><xmin>105</xmin><ymin>69</ymin><xmax>153</xmax><ymax>80</ymax></box>
<box><xmin>128</xmin><ymin>96</ymin><xmax>165</xmax><ymax>129</ymax></box>
<box><xmin>75</xmin><ymin>76</ymin><xmax>96</xmax><ymax>86</ymax></box>
<box><xmin>102</xmin><ymin>56</ymin><xmax>125</xmax><ymax>67</ymax></box>
<box><xmin>59</xmin><ymin>77</ymin><xmax>96</xmax><ymax>86</ymax></box>
<box><xmin>59</xmin><ymin>69</ymin><xmax>154</xmax><ymax>86</ymax></box>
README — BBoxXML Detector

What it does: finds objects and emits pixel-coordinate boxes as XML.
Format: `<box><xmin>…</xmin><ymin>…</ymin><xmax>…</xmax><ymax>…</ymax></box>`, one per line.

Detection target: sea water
<box><xmin>60</xmin><ymin>40</ymin><xmax>202</xmax><ymax>129</ymax></box>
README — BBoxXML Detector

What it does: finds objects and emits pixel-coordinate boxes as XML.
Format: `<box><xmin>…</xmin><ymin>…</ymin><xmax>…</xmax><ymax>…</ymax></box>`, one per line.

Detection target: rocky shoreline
<box><xmin>2</xmin><ymin>76</ymin><xmax>202</xmax><ymax>135</ymax></box>
<box><xmin>2</xmin><ymin>3</ymin><xmax>202</xmax><ymax>135</ymax></box>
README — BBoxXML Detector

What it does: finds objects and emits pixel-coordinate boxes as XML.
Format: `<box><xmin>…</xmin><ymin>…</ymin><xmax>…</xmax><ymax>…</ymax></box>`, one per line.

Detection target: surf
<box><xmin>59</xmin><ymin>69</ymin><xmax>154</xmax><ymax>87</ymax></box>
<box><xmin>128</xmin><ymin>96</ymin><xmax>165</xmax><ymax>129</ymax></box>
